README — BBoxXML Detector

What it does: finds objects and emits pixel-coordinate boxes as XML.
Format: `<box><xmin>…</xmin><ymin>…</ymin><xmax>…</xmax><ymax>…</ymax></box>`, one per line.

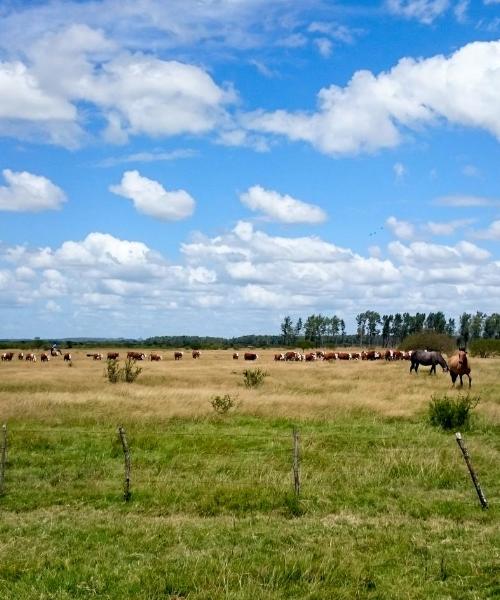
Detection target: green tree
<box><xmin>381</xmin><ymin>314</ymin><xmax>393</xmax><ymax>347</ymax></box>
<box><xmin>483</xmin><ymin>313</ymin><xmax>500</xmax><ymax>339</ymax></box>
<box><xmin>470</xmin><ymin>311</ymin><xmax>485</xmax><ymax>340</ymax></box>
<box><xmin>356</xmin><ymin>312</ymin><xmax>368</xmax><ymax>346</ymax></box>
<box><xmin>445</xmin><ymin>318</ymin><xmax>456</xmax><ymax>337</ymax></box>
<box><xmin>459</xmin><ymin>313</ymin><xmax>472</xmax><ymax>345</ymax></box>
<box><xmin>391</xmin><ymin>313</ymin><xmax>403</xmax><ymax>346</ymax></box>
<box><xmin>280</xmin><ymin>316</ymin><xmax>294</xmax><ymax>345</ymax></box>
<box><xmin>365</xmin><ymin>311</ymin><xmax>381</xmax><ymax>345</ymax></box>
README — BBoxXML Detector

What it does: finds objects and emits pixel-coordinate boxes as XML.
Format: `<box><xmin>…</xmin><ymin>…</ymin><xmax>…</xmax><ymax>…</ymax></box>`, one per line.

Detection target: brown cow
<box><xmin>149</xmin><ymin>353</ymin><xmax>162</xmax><ymax>361</ymax></box>
<box><xmin>63</xmin><ymin>353</ymin><xmax>72</xmax><ymax>361</ymax></box>
<box><xmin>127</xmin><ymin>351</ymin><xmax>146</xmax><ymax>360</ymax></box>
<box><xmin>233</xmin><ymin>352</ymin><xmax>239</xmax><ymax>359</ymax></box>
<box><xmin>274</xmin><ymin>353</ymin><xmax>285</xmax><ymax>361</ymax></box>
<box><xmin>244</xmin><ymin>352</ymin><xmax>258</xmax><ymax>360</ymax></box>
<box><xmin>305</xmin><ymin>352</ymin><xmax>317</xmax><ymax>361</ymax></box>
<box><xmin>284</xmin><ymin>351</ymin><xmax>300</xmax><ymax>361</ymax></box>
<box><xmin>88</xmin><ymin>353</ymin><xmax>103</xmax><ymax>360</ymax></box>
<box><xmin>192</xmin><ymin>350</ymin><xmax>201</xmax><ymax>359</ymax></box>
<box><xmin>324</xmin><ymin>352</ymin><xmax>337</xmax><ymax>360</ymax></box>
<box><xmin>174</xmin><ymin>351</ymin><xmax>183</xmax><ymax>360</ymax></box>
<box><xmin>40</xmin><ymin>353</ymin><xmax>50</xmax><ymax>362</ymax></box>
<box><xmin>1</xmin><ymin>352</ymin><xmax>14</xmax><ymax>361</ymax></box>
<box><xmin>18</xmin><ymin>352</ymin><xmax>24</xmax><ymax>360</ymax></box>
<box><xmin>25</xmin><ymin>353</ymin><xmax>37</xmax><ymax>362</ymax></box>
<box><xmin>107</xmin><ymin>352</ymin><xmax>119</xmax><ymax>360</ymax></box>
<box><xmin>337</xmin><ymin>352</ymin><xmax>351</xmax><ymax>360</ymax></box>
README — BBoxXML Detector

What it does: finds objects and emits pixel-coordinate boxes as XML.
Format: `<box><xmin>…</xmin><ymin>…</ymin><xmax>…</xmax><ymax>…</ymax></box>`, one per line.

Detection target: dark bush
<box><xmin>210</xmin><ymin>394</ymin><xmax>237</xmax><ymax>414</ymax></box>
<box><xmin>469</xmin><ymin>339</ymin><xmax>500</xmax><ymax>358</ymax></box>
<box><xmin>242</xmin><ymin>368</ymin><xmax>268</xmax><ymax>388</ymax></box>
<box><xmin>400</xmin><ymin>331</ymin><xmax>456</xmax><ymax>355</ymax></box>
<box><xmin>428</xmin><ymin>394</ymin><xmax>480</xmax><ymax>430</ymax></box>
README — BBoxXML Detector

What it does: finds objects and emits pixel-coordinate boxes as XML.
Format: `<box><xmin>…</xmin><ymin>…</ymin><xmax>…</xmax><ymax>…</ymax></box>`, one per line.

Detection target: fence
<box><xmin>0</xmin><ymin>423</ymin><xmax>494</xmax><ymax>512</ymax></box>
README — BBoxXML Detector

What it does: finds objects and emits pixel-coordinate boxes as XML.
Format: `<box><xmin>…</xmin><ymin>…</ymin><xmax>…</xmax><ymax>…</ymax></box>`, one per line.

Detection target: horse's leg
<box><xmin>451</xmin><ymin>372</ymin><xmax>457</xmax><ymax>387</ymax></box>
<box><xmin>468</xmin><ymin>374</ymin><xmax>472</xmax><ymax>388</ymax></box>
<box><xmin>459</xmin><ymin>374</ymin><xmax>464</xmax><ymax>387</ymax></box>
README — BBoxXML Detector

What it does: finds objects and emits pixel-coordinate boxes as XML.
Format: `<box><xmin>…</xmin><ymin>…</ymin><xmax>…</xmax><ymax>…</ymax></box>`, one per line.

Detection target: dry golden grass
<box><xmin>0</xmin><ymin>348</ymin><xmax>498</xmax><ymax>425</ymax></box>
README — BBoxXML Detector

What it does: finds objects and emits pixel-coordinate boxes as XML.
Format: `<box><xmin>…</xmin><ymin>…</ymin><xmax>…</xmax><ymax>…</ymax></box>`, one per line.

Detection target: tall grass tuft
<box><xmin>210</xmin><ymin>393</ymin><xmax>237</xmax><ymax>414</ymax></box>
<box><xmin>105</xmin><ymin>358</ymin><xmax>142</xmax><ymax>383</ymax></box>
<box><xmin>428</xmin><ymin>394</ymin><xmax>480</xmax><ymax>430</ymax></box>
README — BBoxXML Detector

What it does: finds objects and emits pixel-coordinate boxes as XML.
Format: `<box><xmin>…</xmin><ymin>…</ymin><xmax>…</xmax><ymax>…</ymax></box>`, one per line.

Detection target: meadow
<box><xmin>0</xmin><ymin>349</ymin><xmax>498</xmax><ymax>599</ymax></box>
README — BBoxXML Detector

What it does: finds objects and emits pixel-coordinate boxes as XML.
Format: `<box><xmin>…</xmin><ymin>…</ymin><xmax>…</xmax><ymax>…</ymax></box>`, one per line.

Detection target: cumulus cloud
<box><xmin>386</xmin><ymin>0</ymin><xmax>450</xmax><ymax>23</ymax></box>
<box><xmin>244</xmin><ymin>40</ymin><xmax>500</xmax><ymax>156</ymax></box>
<box><xmin>386</xmin><ymin>216</ymin><xmax>415</xmax><ymax>239</ymax></box>
<box><xmin>110</xmin><ymin>170</ymin><xmax>195</xmax><ymax>221</ymax></box>
<box><xmin>1</xmin><ymin>224</ymin><xmax>499</xmax><ymax>335</ymax></box>
<box><xmin>0</xmin><ymin>169</ymin><xmax>66</xmax><ymax>212</ymax></box>
<box><xmin>0</xmin><ymin>24</ymin><xmax>233</xmax><ymax>147</ymax></box>
<box><xmin>240</xmin><ymin>185</ymin><xmax>327</xmax><ymax>224</ymax></box>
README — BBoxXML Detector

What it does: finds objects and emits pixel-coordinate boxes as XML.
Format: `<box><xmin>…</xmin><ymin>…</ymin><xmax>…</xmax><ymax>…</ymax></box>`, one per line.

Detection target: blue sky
<box><xmin>1</xmin><ymin>0</ymin><xmax>500</xmax><ymax>338</ymax></box>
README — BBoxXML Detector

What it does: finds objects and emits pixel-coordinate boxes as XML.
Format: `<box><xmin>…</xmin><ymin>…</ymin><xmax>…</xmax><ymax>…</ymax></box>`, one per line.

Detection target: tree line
<box><xmin>280</xmin><ymin>311</ymin><xmax>500</xmax><ymax>348</ymax></box>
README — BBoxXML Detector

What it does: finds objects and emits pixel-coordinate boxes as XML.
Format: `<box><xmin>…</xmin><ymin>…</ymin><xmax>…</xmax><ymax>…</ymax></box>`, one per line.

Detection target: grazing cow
<box><xmin>174</xmin><ymin>351</ymin><xmax>183</xmax><ymax>360</ymax></box>
<box><xmin>107</xmin><ymin>352</ymin><xmax>119</xmax><ymax>360</ymax></box>
<box><xmin>284</xmin><ymin>351</ymin><xmax>300</xmax><ymax>361</ymax></box>
<box><xmin>1</xmin><ymin>352</ymin><xmax>14</xmax><ymax>361</ymax></box>
<box><xmin>18</xmin><ymin>352</ymin><xmax>24</xmax><ymax>360</ymax></box>
<box><xmin>87</xmin><ymin>353</ymin><xmax>103</xmax><ymax>360</ymax></box>
<box><xmin>410</xmin><ymin>350</ymin><xmax>448</xmax><ymax>375</ymax></box>
<box><xmin>337</xmin><ymin>352</ymin><xmax>351</xmax><ymax>360</ymax></box>
<box><xmin>351</xmin><ymin>352</ymin><xmax>362</xmax><ymax>360</ymax></box>
<box><xmin>127</xmin><ymin>351</ymin><xmax>146</xmax><ymax>360</ymax></box>
<box><xmin>305</xmin><ymin>352</ymin><xmax>317</xmax><ymax>361</ymax></box>
<box><xmin>149</xmin><ymin>353</ymin><xmax>162</xmax><ymax>361</ymax></box>
<box><xmin>274</xmin><ymin>353</ymin><xmax>285</xmax><ymax>361</ymax></box>
<box><xmin>448</xmin><ymin>349</ymin><xmax>472</xmax><ymax>388</ymax></box>
<box><xmin>63</xmin><ymin>353</ymin><xmax>71</xmax><ymax>362</ymax></box>
<box><xmin>40</xmin><ymin>353</ymin><xmax>50</xmax><ymax>362</ymax></box>
<box><xmin>244</xmin><ymin>352</ymin><xmax>258</xmax><ymax>360</ymax></box>
<box><xmin>25</xmin><ymin>353</ymin><xmax>37</xmax><ymax>362</ymax></box>
<box><xmin>316</xmin><ymin>351</ymin><xmax>325</xmax><ymax>360</ymax></box>
<box><xmin>192</xmin><ymin>350</ymin><xmax>201</xmax><ymax>359</ymax></box>
<box><xmin>324</xmin><ymin>352</ymin><xmax>337</xmax><ymax>361</ymax></box>
<box><xmin>233</xmin><ymin>352</ymin><xmax>239</xmax><ymax>360</ymax></box>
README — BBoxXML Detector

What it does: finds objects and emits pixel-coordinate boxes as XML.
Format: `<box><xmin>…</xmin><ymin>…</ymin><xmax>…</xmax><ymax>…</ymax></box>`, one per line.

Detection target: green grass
<box><xmin>0</xmin><ymin>416</ymin><xmax>499</xmax><ymax>599</ymax></box>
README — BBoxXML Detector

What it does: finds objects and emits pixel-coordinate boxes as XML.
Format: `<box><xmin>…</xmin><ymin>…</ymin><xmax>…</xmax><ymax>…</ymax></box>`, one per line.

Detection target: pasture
<box><xmin>0</xmin><ymin>349</ymin><xmax>499</xmax><ymax>599</ymax></box>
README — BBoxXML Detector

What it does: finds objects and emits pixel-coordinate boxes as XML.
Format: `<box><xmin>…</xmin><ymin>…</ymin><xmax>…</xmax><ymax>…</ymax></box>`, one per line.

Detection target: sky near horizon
<box><xmin>1</xmin><ymin>0</ymin><xmax>500</xmax><ymax>338</ymax></box>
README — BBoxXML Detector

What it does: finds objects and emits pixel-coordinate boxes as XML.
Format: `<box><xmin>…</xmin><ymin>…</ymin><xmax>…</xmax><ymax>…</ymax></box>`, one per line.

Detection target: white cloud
<box><xmin>425</xmin><ymin>219</ymin><xmax>474</xmax><ymax>235</ymax></box>
<box><xmin>110</xmin><ymin>170</ymin><xmax>195</xmax><ymax>221</ymax></box>
<box><xmin>0</xmin><ymin>169</ymin><xmax>66</xmax><ymax>212</ymax></box>
<box><xmin>435</xmin><ymin>195</ymin><xmax>497</xmax><ymax>207</ymax></box>
<box><xmin>240</xmin><ymin>185</ymin><xmax>327</xmax><ymax>224</ymax></box>
<box><xmin>244</xmin><ymin>40</ymin><xmax>500</xmax><ymax>156</ymax></box>
<box><xmin>474</xmin><ymin>220</ymin><xmax>500</xmax><ymax>240</ymax></box>
<box><xmin>386</xmin><ymin>216</ymin><xmax>415</xmax><ymax>239</ymax></box>
<box><xmin>98</xmin><ymin>149</ymin><xmax>197</xmax><ymax>167</ymax></box>
<box><xmin>314</xmin><ymin>38</ymin><xmax>333</xmax><ymax>58</ymax></box>
<box><xmin>386</xmin><ymin>0</ymin><xmax>450</xmax><ymax>23</ymax></box>
<box><xmin>393</xmin><ymin>162</ymin><xmax>407</xmax><ymax>180</ymax></box>
<box><xmin>462</xmin><ymin>164</ymin><xmax>480</xmax><ymax>177</ymax></box>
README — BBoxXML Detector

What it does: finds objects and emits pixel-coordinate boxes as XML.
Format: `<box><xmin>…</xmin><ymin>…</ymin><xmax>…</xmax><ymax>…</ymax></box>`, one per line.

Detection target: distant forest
<box><xmin>2</xmin><ymin>311</ymin><xmax>499</xmax><ymax>351</ymax></box>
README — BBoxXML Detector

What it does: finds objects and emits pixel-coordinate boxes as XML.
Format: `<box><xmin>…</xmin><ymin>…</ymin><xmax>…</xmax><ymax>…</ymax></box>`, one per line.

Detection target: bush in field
<box><xmin>105</xmin><ymin>358</ymin><xmax>142</xmax><ymax>384</ymax></box>
<box><xmin>469</xmin><ymin>339</ymin><xmax>500</xmax><ymax>358</ymax></box>
<box><xmin>122</xmin><ymin>357</ymin><xmax>142</xmax><ymax>383</ymax></box>
<box><xmin>210</xmin><ymin>394</ymin><xmax>237</xmax><ymax>414</ymax></box>
<box><xmin>401</xmin><ymin>331</ymin><xmax>456</xmax><ymax>355</ymax></box>
<box><xmin>428</xmin><ymin>394</ymin><xmax>480</xmax><ymax>430</ymax></box>
<box><xmin>243</xmin><ymin>368</ymin><xmax>268</xmax><ymax>388</ymax></box>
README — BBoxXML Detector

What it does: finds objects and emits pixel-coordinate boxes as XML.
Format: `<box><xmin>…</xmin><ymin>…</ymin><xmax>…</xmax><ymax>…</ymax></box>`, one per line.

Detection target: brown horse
<box><xmin>448</xmin><ymin>349</ymin><xmax>471</xmax><ymax>388</ymax></box>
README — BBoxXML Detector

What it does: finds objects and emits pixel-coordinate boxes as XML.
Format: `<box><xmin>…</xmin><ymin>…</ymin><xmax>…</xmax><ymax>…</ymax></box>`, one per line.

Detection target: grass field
<box><xmin>0</xmin><ymin>349</ymin><xmax>499</xmax><ymax>599</ymax></box>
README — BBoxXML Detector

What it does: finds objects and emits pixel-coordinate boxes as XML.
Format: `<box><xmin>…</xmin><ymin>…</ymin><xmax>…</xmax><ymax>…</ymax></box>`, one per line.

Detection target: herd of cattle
<box><xmin>1</xmin><ymin>348</ymin><xmax>413</xmax><ymax>363</ymax></box>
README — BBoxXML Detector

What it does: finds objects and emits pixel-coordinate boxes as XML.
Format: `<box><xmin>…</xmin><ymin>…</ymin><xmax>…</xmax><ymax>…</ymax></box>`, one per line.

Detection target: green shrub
<box><xmin>105</xmin><ymin>358</ymin><xmax>142</xmax><ymax>384</ymax></box>
<box><xmin>105</xmin><ymin>359</ymin><xmax>122</xmax><ymax>383</ymax></box>
<box><xmin>469</xmin><ymin>339</ymin><xmax>500</xmax><ymax>358</ymax></box>
<box><xmin>400</xmin><ymin>331</ymin><xmax>456</xmax><ymax>355</ymax></box>
<box><xmin>210</xmin><ymin>394</ymin><xmax>237</xmax><ymax>414</ymax></box>
<box><xmin>122</xmin><ymin>357</ymin><xmax>142</xmax><ymax>383</ymax></box>
<box><xmin>428</xmin><ymin>394</ymin><xmax>480</xmax><ymax>430</ymax></box>
<box><xmin>242</xmin><ymin>368</ymin><xmax>268</xmax><ymax>388</ymax></box>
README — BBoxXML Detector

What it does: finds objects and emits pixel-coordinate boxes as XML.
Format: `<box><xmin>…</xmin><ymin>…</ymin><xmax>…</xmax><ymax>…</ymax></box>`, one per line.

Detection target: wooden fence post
<box><xmin>293</xmin><ymin>427</ymin><xmax>300</xmax><ymax>497</ymax></box>
<box><xmin>455</xmin><ymin>432</ymin><xmax>488</xmax><ymax>509</ymax></box>
<box><xmin>118</xmin><ymin>426</ymin><xmax>131</xmax><ymax>502</ymax></box>
<box><xmin>0</xmin><ymin>424</ymin><xmax>7</xmax><ymax>496</ymax></box>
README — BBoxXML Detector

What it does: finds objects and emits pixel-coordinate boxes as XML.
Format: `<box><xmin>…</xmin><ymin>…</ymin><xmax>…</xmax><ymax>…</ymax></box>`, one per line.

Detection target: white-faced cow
<box><xmin>25</xmin><ymin>353</ymin><xmax>37</xmax><ymax>362</ymax></box>
<box><xmin>63</xmin><ymin>353</ymin><xmax>72</xmax><ymax>362</ymax></box>
<box><xmin>233</xmin><ymin>352</ymin><xmax>239</xmax><ymax>360</ymax></box>
<box><xmin>192</xmin><ymin>350</ymin><xmax>201</xmax><ymax>359</ymax></box>
<box><xmin>149</xmin><ymin>354</ymin><xmax>162</xmax><ymax>361</ymax></box>
<box><xmin>174</xmin><ymin>351</ymin><xmax>183</xmax><ymax>360</ymax></box>
<box><xmin>40</xmin><ymin>353</ymin><xmax>50</xmax><ymax>362</ymax></box>
<box><xmin>1</xmin><ymin>352</ymin><xmax>14</xmax><ymax>361</ymax></box>
<box><xmin>18</xmin><ymin>352</ymin><xmax>24</xmax><ymax>360</ymax></box>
